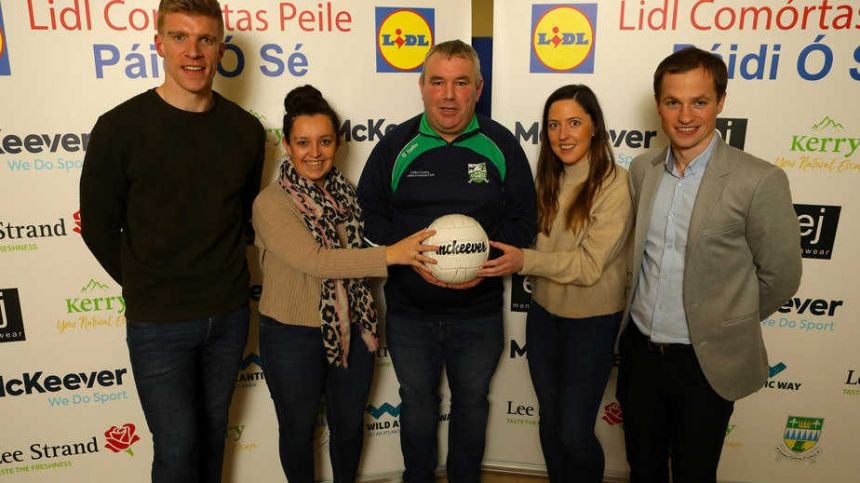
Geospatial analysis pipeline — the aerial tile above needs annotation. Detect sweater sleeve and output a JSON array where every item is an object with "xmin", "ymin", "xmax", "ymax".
[
  {"xmin": 521, "ymin": 170, "xmax": 632, "ymax": 286},
  {"xmin": 79, "ymin": 116, "xmax": 126, "ymax": 284},
  {"xmin": 252, "ymin": 186, "xmax": 388, "ymax": 280}
]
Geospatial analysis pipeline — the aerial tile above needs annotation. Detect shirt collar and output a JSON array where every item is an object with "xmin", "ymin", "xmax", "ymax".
[
  {"xmin": 418, "ymin": 113, "xmax": 480, "ymax": 141},
  {"xmin": 664, "ymin": 130, "xmax": 721, "ymax": 177}
]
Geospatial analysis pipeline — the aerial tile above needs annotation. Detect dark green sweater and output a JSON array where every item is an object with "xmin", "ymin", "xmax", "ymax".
[{"xmin": 80, "ymin": 89, "xmax": 265, "ymax": 322}]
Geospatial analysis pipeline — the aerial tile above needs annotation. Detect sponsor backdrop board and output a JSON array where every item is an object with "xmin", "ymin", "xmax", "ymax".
[
  {"xmin": 2, "ymin": 0, "xmax": 858, "ymax": 482},
  {"xmin": 0, "ymin": 1, "xmax": 468, "ymax": 481},
  {"xmin": 491, "ymin": 1, "xmax": 858, "ymax": 482}
]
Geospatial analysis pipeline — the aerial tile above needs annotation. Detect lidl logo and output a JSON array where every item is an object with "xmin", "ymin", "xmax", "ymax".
[
  {"xmin": 376, "ymin": 7, "xmax": 434, "ymax": 73},
  {"xmin": 531, "ymin": 4, "xmax": 597, "ymax": 73},
  {"xmin": 0, "ymin": 2, "xmax": 11, "ymax": 75}
]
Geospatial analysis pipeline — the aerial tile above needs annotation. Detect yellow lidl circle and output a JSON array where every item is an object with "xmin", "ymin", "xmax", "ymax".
[
  {"xmin": 533, "ymin": 6, "xmax": 594, "ymax": 71},
  {"xmin": 378, "ymin": 10, "xmax": 433, "ymax": 71},
  {"xmin": 0, "ymin": 27, "xmax": 5, "ymax": 57}
]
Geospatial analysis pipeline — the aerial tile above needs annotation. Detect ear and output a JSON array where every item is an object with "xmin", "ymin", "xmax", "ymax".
[
  {"xmin": 154, "ymin": 33, "xmax": 165, "ymax": 58},
  {"xmin": 281, "ymin": 137, "xmax": 291, "ymax": 157},
  {"xmin": 475, "ymin": 78, "xmax": 485, "ymax": 101},
  {"xmin": 716, "ymin": 92, "xmax": 727, "ymax": 115}
]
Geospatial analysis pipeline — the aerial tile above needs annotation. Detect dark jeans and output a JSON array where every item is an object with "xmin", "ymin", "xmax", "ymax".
[
  {"xmin": 617, "ymin": 323, "xmax": 734, "ymax": 483},
  {"xmin": 126, "ymin": 305, "xmax": 249, "ymax": 483},
  {"xmin": 259, "ymin": 315, "xmax": 374, "ymax": 483},
  {"xmin": 386, "ymin": 311, "xmax": 504, "ymax": 483},
  {"xmin": 526, "ymin": 303, "xmax": 621, "ymax": 483}
]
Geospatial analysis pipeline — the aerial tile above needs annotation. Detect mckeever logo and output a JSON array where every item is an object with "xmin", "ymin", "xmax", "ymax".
[
  {"xmin": 776, "ymin": 116, "xmax": 860, "ymax": 173},
  {"xmin": 58, "ymin": 279, "xmax": 126, "ymax": 334},
  {"xmin": 0, "ymin": 287, "xmax": 26, "ymax": 343},
  {"xmin": 0, "ymin": 2, "xmax": 10, "ymax": 76},
  {"xmin": 0, "ymin": 368, "xmax": 127, "ymax": 398},
  {"xmin": 794, "ymin": 204, "xmax": 840, "ymax": 259},
  {"xmin": 777, "ymin": 416, "xmax": 824, "ymax": 462}
]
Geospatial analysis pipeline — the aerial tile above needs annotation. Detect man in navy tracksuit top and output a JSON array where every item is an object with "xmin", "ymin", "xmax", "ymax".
[{"xmin": 357, "ymin": 40, "xmax": 536, "ymax": 483}]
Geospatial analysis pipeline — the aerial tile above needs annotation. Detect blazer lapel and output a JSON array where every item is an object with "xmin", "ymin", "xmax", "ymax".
[
  {"xmin": 686, "ymin": 138, "xmax": 731, "ymax": 260},
  {"xmin": 635, "ymin": 151, "xmax": 666, "ymax": 252}
]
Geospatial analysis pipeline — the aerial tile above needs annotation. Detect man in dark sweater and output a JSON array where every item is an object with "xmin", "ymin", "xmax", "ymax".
[
  {"xmin": 357, "ymin": 40, "xmax": 536, "ymax": 483},
  {"xmin": 78, "ymin": 1, "xmax": 264, "ymax": 481}
]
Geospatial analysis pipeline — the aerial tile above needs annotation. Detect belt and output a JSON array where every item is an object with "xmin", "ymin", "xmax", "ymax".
[{"xmin": 628, "ymin": 323, "xmax": 691, "ymax": 355}]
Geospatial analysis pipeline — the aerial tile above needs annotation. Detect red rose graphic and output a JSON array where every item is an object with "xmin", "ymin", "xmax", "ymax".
[
  {"xmin": 73, "ymin": 210, "xmax": 82, "ymax": 234},
  {"xmin": 105, "ymin": 423, "xmax": 141, "ymax": 456},
  {"xmin": 601, "ymin": 402, "xmax": 623, "ymax": 425}
]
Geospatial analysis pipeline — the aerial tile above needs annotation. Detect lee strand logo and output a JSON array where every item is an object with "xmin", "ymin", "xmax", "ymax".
[
  {"xmin": 375, "ymin": 8, "xmax": 434, "ymax": 72},
  {"xmin": 793, "ymin": 204, "xmax": 840, "ymax": 259},
  {"xmin": 104, "ymin": 423, "xmax": 140, "ymax": 457},
  {"xmin": 0, "ymin": 288, "xmax": 26, "ymax": 343},
  {"xmin": 0, "ymin": 2, "xmax": 10, "ymax": 76},
  {"xmin": 530, "ymin": 4, "xmax": 597, "ymax": 73}
]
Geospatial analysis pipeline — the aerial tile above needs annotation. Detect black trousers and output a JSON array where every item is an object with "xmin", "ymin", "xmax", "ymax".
[{"xmin": 616, "ymin": 323, "xmax": 734, "ymax": 483}]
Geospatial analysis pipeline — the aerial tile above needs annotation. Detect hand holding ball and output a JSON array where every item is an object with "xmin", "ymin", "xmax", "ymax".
[{"xmin": 422, "ymin": 214, "xmax": 489, "ymax": 284}]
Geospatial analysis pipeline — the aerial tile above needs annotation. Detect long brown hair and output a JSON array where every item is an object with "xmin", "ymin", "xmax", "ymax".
[{"xmin": 536, "ymin": 85, "xmax": 617, "ymax": 235}]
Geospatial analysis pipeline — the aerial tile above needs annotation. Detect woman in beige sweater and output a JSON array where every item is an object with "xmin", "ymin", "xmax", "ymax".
[
  {"xmin": 479, "ymin": 85, "xmax": 632, "ymax": 482},
  {"xmin": 252, "ymin": 85, "xmax": 434, "ymax": 483}
]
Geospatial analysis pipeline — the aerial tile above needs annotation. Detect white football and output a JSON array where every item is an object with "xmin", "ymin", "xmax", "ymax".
[{"xmin": 423, "ymin": 214, "xmax": 490, "ymax": 284}]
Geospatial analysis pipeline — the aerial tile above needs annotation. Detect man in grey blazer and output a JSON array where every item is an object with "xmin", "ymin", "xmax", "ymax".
[{"xmin": 617, "ymin": 47, "xmax": 802, "ymax": 483}]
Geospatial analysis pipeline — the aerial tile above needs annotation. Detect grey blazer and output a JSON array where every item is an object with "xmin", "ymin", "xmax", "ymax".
[{"xmin": 622, "ymin": 137, "xmax": 802, "ymax": 401}]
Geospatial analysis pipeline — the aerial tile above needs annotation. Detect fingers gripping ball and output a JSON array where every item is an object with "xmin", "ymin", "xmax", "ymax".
[{"xmin": 423, "ymin": 214, "xmax": 489, "ymax": 284}]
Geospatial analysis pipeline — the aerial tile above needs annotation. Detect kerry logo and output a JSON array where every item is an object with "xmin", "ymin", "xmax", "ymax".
[
  {"xmin": 777, "ymin": 416, "xmax": 824, "ymax": 461},
  {"xmin": 530, "ymin": 4, "xmax": 597, "ymax": 73},
  {"xmin": 776, "ymin": 116, "xmax": 860, "ymax": 174},
  {"xmin": 0, "ymin": 2, "xmax": 10, "ymax": 76},
  {"xmin": 467, "ymin": 162, "xmax": 488, "ymax": 184},
  {"xmin": 375, "ymin": 7, "xmax": 434, "ymax": 72}
]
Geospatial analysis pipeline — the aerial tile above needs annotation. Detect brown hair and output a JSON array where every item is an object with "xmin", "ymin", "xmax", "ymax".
[
  {"xmin": 653, "ymin": 46, "xmax": 728, "ymax": 100},
  {"xmin": 157, "ymin": 0, "xmax": 224, "ymax": 38},
  {"xmin": 536, "ymin": 85, "xmax": 617, "ymax": 235}
]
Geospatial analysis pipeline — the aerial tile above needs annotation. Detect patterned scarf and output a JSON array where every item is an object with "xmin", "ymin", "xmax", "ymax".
[{"xmin": 278, "ymin": 157, "xmax": 378, "ymax": 367}]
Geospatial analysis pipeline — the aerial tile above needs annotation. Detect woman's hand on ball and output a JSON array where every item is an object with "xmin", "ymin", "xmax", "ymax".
[
  {"xmin": 385, "ymin": 228, "xmax": 438, "ymax": 268},
  {"xmin": 478, "ymin": 240, "xmax": 524, "ymax": 277}
]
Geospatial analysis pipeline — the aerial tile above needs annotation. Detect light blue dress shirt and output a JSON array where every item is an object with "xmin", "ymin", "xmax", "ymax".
[{"xmin": 631, "ymin": 133, "xmax": 720, "ymax": 344}]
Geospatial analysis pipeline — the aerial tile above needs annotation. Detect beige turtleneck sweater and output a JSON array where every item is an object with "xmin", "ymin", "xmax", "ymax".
[
  {"xmin": 520, "ymin": 160, "xmax": 632, "ymax": 318},
  {"xmin": 252, "ymin": 184, "xmax": 388, "ymax": 327}
]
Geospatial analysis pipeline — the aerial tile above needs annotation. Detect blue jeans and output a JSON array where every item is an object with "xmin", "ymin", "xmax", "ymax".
[
  {"xmin": 259, "ymin": 315, "xmax": 374, "ymax": 483},
  {"xmin": 526, "ymin": 303, "xmax": 621, "ymax": 483},
  {"xmin": 386, "ymin": 312, "xmax": 504, "ymax": 483},
  {"xmin": 126, "ymin": 305, "xmax": 249, "ymax": 483}
]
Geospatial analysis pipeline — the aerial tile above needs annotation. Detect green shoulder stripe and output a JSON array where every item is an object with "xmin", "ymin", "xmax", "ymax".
[{"xmin": 390, "ymin": 114, "xmax": 506, "ymax": 192}]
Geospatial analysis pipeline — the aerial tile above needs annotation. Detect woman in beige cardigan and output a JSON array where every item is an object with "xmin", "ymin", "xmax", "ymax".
[
  {"xmin": 252, "ymin": 85, "xmax": 435, "ymax": 483},
  {"xmin": 479, "ymin": 85, "xmax": 632, "ymax": 482}
]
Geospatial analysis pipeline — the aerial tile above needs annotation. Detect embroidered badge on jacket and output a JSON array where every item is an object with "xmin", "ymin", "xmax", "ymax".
[{"xmin": 468, "ymin": 162, "xmax": 489, "ymax": 184}]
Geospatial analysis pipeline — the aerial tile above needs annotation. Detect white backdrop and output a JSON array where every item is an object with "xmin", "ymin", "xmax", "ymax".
[
  {"xmin": 0, "ymin": 1, "xmax": 469, "ymax": 481},
  {"xmin": 490, "ymin": 1, "xmax": 858, "ymax": 482},
  {"xmin": 1, "ymin": 0, "xmax": 858, "ymax": 482}
]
